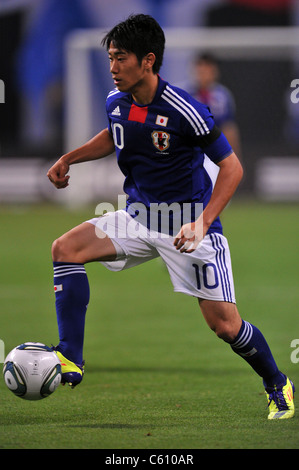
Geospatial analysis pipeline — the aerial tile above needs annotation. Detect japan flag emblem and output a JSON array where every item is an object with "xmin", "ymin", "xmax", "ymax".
[{"xmin": 155, "ymin": 115, "xmax": 168, "ymax": 127}]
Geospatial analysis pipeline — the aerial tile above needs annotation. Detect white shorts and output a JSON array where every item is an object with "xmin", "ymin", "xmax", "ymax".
[{"xmin": 87, "ymin": 210, "xmax": 236, "ymax": 303}]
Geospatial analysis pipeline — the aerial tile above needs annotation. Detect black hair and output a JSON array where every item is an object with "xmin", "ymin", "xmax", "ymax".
[
  {"xmin": 196, "ymin": 53, "xmax": 218, "ymax": 67},
  {"xmin": 101, "ymin": 14, "xmax": 165, "ymax": 74}
]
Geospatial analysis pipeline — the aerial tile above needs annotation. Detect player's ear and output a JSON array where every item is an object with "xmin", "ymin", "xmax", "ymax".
[{"xmin": 144, "ymin": 52, "xmax": 156, "ymax": 70}]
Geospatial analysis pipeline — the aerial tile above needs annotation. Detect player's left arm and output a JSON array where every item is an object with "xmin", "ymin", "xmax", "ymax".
[
  {"xmin": 201, "ymin": 150, "xmax": 243, "ymax": 232},
  {"xmin": 174, "ymin": 151, "xmax": 243, "ymax": 253}
]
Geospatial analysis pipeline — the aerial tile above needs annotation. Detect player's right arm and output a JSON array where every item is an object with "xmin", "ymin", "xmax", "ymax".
[{"xmin": 47, "ymin": 128, "xmax": 115, "ymax": 189}]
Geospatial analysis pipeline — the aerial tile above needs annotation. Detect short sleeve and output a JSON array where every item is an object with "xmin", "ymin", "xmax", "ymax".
[{"xmin": 199, "ymin": 130, "xmax": 233, "ymax": 164}]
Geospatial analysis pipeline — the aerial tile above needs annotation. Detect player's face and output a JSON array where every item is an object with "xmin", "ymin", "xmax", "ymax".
[
  {"xmin": 195, "ymin": 62, "xmax": 219, "ymax": 89},
  {"xmin": 108, "ymin": 43, "xmax": 148, "ymax": 94}
]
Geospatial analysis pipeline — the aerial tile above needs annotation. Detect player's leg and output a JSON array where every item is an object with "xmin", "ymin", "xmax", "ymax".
[
  {"xmin": 52, "ymin": 211, "xmax": 159, "ymax": 387},
  {"xmin": 197, "ymin": 299, "xmax": 241, "ymax": 341},
  {"xmin": 198, "ymin": 298, "xmax": 295, "ymax": 419},
  {"xmin": 52, "ymin": 221, "xmax": 117, "ymax": 263},
  {"xmin": 51, "ymin": 222, "xmax": 117, "ymax": 386},
  {"xmin": 156, "ymin": 232, "xmax": 294, "ymax": 418},
  {"xmin": 198, "ymin": 299, "xmax": 285, "ymax": 386}
]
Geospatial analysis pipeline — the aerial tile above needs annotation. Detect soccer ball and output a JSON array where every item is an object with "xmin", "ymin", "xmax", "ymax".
[{"xmin": 3, "ymin": 342, "xmax": 61, "ymax": 400}]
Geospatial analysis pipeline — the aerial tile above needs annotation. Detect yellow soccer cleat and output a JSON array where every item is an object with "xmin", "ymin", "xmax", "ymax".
[
  {"xmin": 265, "ymin": 376, "xmax": 295, "ymax": 420},
  {"xmin": 54, "ymin": 350, "xmax": 84, "ymax": 388}
]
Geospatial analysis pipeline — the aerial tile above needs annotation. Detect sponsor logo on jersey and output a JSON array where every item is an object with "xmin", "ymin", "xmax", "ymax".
[
  {"xmin": 112, "ymin": 106, "xmax": 121, "ymax": 116},
  {"xmin": 151, "ymin": 131, "xmax": 170, "ymax": 152}
]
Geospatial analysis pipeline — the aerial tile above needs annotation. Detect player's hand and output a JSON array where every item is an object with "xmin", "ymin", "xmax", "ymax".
[
  {"xmin": 173, "ymin": 220, "xmax": 204, "ymax": 253},
  {"xmin": 47, "ymin": 158, "xmax": 70, "ymax": 189}
]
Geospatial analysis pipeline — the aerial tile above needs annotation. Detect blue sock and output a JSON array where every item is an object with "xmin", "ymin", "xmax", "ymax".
[
  {"xmin": 230, "ymin": 320, "xmax": 285, "ymax": 388},
  {"xmin": 53, "ymin": 262, "xmax": 90, "ymax": 364}
]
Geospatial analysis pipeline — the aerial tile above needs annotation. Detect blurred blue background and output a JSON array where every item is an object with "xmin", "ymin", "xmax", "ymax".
[{"xmin": 0, "ymin": 0, "xmax": 298, "ymax": 203}]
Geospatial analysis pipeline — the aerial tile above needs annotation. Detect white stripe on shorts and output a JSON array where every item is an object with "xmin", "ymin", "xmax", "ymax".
[{"xmin": 209, "ymin": 233, "xmax": 234, "ymax": 303}]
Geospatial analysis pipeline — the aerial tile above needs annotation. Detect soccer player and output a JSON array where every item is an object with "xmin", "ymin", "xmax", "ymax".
[
  {"xmin": 193, "ymin": 53, "xmax": 242, "ymax": 159},
  {"xmin": 47, "ymin": 14, "xmax": 294, "ymax": 419}
]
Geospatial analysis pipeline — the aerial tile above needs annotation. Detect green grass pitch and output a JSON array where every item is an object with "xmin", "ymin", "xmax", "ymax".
[{"xmin": 0, "ymin": 200, "xmax": 298, "ymax": 449}]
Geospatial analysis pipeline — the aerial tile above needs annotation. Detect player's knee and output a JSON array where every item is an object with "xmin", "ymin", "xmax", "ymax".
[
  {"xmin": 212, "ymin": 321, "xmax": 238, "ymax": 343},
  {"xmin": 51, "ymin": 236, "xmax": 71, "ymax": 262},
  {"xmin": 52, "ymin": 235, "xmax": 87, "ymax": 263}
]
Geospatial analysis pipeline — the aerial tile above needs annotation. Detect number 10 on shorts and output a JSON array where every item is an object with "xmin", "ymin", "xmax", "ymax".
[{"xmin": 192, "ymin": 263, "xmax": 219, "ymax": 290}]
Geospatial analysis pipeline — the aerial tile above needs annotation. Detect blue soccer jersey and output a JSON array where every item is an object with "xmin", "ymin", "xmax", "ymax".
[
  {"xmin": 194, "ymin": 83, "xmax": 236, "ymax": 129},
  {"xmin": 106, "ymin": 76, "xmax": 233, "ymax": 235}
]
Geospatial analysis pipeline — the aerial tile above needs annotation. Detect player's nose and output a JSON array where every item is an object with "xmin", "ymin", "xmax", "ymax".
[{"xmin": 110, "ymin": 60, "xmax": 118, "ymax": 74}]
